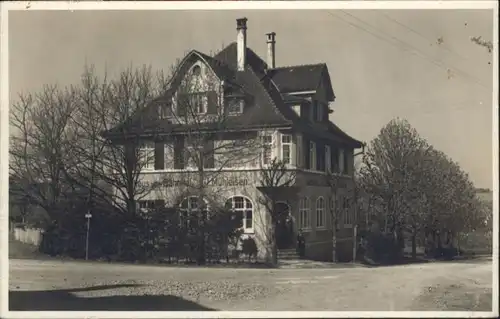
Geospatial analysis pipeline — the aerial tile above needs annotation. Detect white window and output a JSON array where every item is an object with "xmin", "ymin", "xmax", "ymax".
[
  {"xmin": 343, "ymin": 197, "xmax": 353, "ymax": 228},
  {"xmin": 227, "ymin": 99, "xmax": 244, "ymax": 114},
  {"xmin": 325, "ymin": 145, "xmax": 331, "ymax": 173},
  {"xmin": 262, "ymin": 134, "xmax": 273, "ymax": 165},
  {"xmin": 299, "ymin": 197, "xmax": 311, "ymax": 230},
  {"xmin": 316, "ymin": 197, "xmax": 325, "ymax": 228},
  {"xmin": 225, "ymin": 196, "xmax": 253, "ymax": 233},
  {"xmin": 338, "ymin": 148, "xmax": 345, "ymax": 174},
  {"xmin": 138, "ymin": 200, "xmax": 157, "ymax": 213},
  {"xmin": 138, "ymin": 141, "xmax": 155, "ymax": 170},
  {"xmin": 296, "ymin": 135, "xmax": 303, "ymax": 167},
  {"xmin": 309, "ymin": 141, "xmax": 317, "ymax": 170},
  {"xmin": 281, "ymin": 134, "xmax": 292, "ymax": 164},
  {"xmin": 190, "ymin": 93, "xmax": 208, "ymax": 114},
  {"xmin": 180, "ymin": 196, "xmax": 209, "ymax": 229}
]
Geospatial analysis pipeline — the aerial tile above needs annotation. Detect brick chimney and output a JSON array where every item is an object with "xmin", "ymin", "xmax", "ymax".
[
  {"xmin": 236, "ymin": 18, "xmax": 248, "ymax": 72},
  {"xmin": 266, "ymin": 32, "xmax": 276, "ymax": 69}
]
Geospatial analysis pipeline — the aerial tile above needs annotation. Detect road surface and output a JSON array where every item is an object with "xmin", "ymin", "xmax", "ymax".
[{"xmin": 8, "ymin": 257, "xmax": 493, "ymax": 311}]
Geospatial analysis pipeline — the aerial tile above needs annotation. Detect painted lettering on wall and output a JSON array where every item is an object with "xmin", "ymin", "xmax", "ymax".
[{"xmin": 140, "ymin": 176, "xmax": 249, "ymax": 189}]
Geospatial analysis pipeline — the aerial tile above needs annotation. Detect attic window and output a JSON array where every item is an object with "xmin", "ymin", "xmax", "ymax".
[
  {"xmin": 192, "ymin": 65, "xmax": 201, "ymax": 77},
  {"xmin": 227, "ymin": 99, "xmax": 244, "ymax": 114}
]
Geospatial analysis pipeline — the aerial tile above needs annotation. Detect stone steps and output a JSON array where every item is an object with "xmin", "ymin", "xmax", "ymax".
[{"xmin": 278, "ymin": 249, "xmax": 300, "ymax": 260}]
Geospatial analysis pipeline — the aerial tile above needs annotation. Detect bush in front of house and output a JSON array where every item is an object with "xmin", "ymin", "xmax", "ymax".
[{"xmin": 362, "ymin": 230, "xmax": 403, "ymax": 265}]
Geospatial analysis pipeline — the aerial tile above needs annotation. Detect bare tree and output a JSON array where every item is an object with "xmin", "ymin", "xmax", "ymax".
[
  {"xmin": 257, "ymin": 158, "xmax": 297, "ymax": 266},
  {"xmin": 132, "ymin": 56, "xmax": 264, "ymax": 264},
  {"xmin": 10, "ymin": 85, "xmax": 79, "ymax": 226},
  {"xmin": 64, "ymin": 64, "xmax": 170, "ymax": 218}
]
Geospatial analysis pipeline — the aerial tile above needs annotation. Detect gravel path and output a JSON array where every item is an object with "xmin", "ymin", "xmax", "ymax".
[{"xmin": 8, "ymin": 258, "xmax": 493, "ymax": 311}]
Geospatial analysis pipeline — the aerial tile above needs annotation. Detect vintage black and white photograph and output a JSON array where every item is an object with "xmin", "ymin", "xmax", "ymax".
[{"xmin": 1, "ymin": 1, "xmax": 497, "ymax": 316}]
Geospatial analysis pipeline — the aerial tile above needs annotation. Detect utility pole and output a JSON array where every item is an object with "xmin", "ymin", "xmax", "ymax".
[
  {"xmin": 85, "ymin": 211, "xmax": 92, "ymax": 260},
  {"xmin": 352, "ymin": 143, "xmax": 366, "ymax": 263}
]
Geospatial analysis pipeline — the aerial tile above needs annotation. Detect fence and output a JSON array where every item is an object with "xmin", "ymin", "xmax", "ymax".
[{"xmin": 12, "ymin": 227, "xmax": 43, "ymax": 246}]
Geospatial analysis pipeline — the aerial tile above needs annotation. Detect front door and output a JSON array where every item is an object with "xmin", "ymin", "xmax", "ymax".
[{"xmin": 274, "ymin": 202, "xmax": 294, "ymax": 249}]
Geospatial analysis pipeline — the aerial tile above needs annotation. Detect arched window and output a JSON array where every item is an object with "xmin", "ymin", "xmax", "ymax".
[
  {"xmin": 316, "ymin": 197, "xmax": 325, "ymax": 228},
  {"xmin": 192, "ymin": 65, "xmax": 201, "ymax": 77},
  {"xmin": 225, "ymin": 196, "xmax": 253, "ymax": 233},
  {"xmin": 299, "ymin": 197, "xmax": 311, "ymax": 230},
  {"xmin": 179, "ymin": 196, "xmax": 209, "ymax": 230}
]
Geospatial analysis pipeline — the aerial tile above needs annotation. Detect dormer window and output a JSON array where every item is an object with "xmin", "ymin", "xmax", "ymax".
[{"xmin": 227, "ymin": 99, "xmax": 244, "ymax": 114}]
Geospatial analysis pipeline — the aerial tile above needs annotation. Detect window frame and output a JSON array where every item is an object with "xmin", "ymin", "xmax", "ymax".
[
  {"xmin": 138, "ymin": 141, "xmax": 155, "ymax": 171},
  {"xmin": 179, "ymin": 196, "xmax": 210, "ymax": 230},
  {"xmin": 296, "ymin": 135, "xmax": 303, "ymax": 168},
  {"xmin": 338, "ymin": 148, "xmax": 345, "ymax": 174},
  {"xmin": 343, "ymin": 197, "xmax": 353, "ymax": 228},
  {"xmin": 325, "ymin": 145, "xmax": 331, "ymax": 173},
  {"xmin": 316, "ymin": 197, "xmax": 325, "ymax": 228},
  {"xmin": 225, "ymin": 196, "xmax": 254, "ymax": 233},
  {"xmin": 261, "ymin": 134, "xmax": 274, "ymax": 166},
  {"xmin": 309, "ymin": 141, "xmax": 317, "ymax": 170},
  {"xmin": 299, "ymin": 197, "xmax": 311, "ymax": 230},
  {"xmin": 281, "ymin": 134, "xmax": 292, "ymax": 165}
]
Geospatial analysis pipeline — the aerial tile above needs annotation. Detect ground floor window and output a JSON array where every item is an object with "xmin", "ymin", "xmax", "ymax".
[
  {"xmin": 138, "ymin": 200, "xmax": 158, "ymax": 214},
  {"xmin": 225, "ymin": 196, "xmax": 253, "ymax": 233},
  {"xmin": 179, "ymin": 196, "xmax": 209, "ymax": 230},
  {"xmin": 316, "ymin": 197, "xmax": 325, "ymax": 228},
  {"xmin": 343, "ymin": 197, "xmax": 353, "ymax": 227},
  {"xmin": 299, "ymin": 197, "xmax": 311, "ymax": 230}
]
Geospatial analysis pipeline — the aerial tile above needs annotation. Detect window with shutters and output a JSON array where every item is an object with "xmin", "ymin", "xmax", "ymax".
[
  {"xmin": 138, "ymin": 141, "xmax": 155, "ymax": 171},
  {"xmin": 339, "ymin": 148, "xmax": 345, "ymax": 174}
]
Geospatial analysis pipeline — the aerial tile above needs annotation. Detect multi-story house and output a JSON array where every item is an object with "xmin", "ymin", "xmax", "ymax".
[{"xmin": 104, "ymin": 18, "xmax": 364, "ymax": 262}]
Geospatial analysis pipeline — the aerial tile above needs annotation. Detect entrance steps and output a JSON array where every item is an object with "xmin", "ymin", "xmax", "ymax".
[{"xmin": 278, "ymin": 248, "xmax": 300, "ymax": 260}]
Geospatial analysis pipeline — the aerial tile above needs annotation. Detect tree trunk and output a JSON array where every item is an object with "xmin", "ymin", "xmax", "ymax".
[
  {"xmin": 270, "ymin": 222, "xmax": 278, "ymax": 266},
  {"xmin": 332, "ymin": 213, "xmax": 337, "ymax": 262}
]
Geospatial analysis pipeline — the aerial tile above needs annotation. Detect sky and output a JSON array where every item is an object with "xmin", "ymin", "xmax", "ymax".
[{"xmin": 8, "ymin": 8, "xmax": 495, "ymax": 188}]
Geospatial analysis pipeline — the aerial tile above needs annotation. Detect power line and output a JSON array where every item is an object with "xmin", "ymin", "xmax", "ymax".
[
  {"xmin": 327, "ymin": 11, "xmax": 488, "ymax": 91},
  {"xmin": 379, "ymin": 12, "xmax": 471, "ymax": 62},
  {"xmin": 338, "ymin": 10, "xmax": 488, "ymax": 90}
]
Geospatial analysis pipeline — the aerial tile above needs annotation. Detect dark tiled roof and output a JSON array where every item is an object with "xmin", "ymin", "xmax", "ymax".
[
  {"xmin": 267, "ymin": 64, "xmax": 335, "ymax": 101},
  {"xmin": 105, "ymin": 42, "xmax": 359, "ymax": 147}
]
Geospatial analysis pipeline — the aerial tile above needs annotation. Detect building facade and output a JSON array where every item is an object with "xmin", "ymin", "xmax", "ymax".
[{"xmin": 105, "ymin": 18, "xmax": 364, "ymax": 262}]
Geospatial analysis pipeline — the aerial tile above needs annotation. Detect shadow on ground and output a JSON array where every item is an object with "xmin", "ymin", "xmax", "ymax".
[{"xmin": 10, "ymin": 284, "xmax": 216, "ymax": 311}]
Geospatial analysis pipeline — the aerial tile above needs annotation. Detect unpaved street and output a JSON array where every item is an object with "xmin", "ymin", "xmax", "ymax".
[{"xmin": 9, "ymin": 258, "xmax": 493, "ymax": 311}]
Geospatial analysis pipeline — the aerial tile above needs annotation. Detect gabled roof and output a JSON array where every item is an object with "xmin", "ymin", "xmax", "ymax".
[
  {"xmin": 104, "ymin": 42, "xmax": 360, "ymax": 147},
  {"xmin": 267, "ymin": 64, "xmax": 335, "ymax": 101}
]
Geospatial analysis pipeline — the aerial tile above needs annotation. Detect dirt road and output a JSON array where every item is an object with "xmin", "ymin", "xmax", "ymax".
[{"xmin": 8, "ymin": 257, "xmax": 493, "ymax": 311}]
